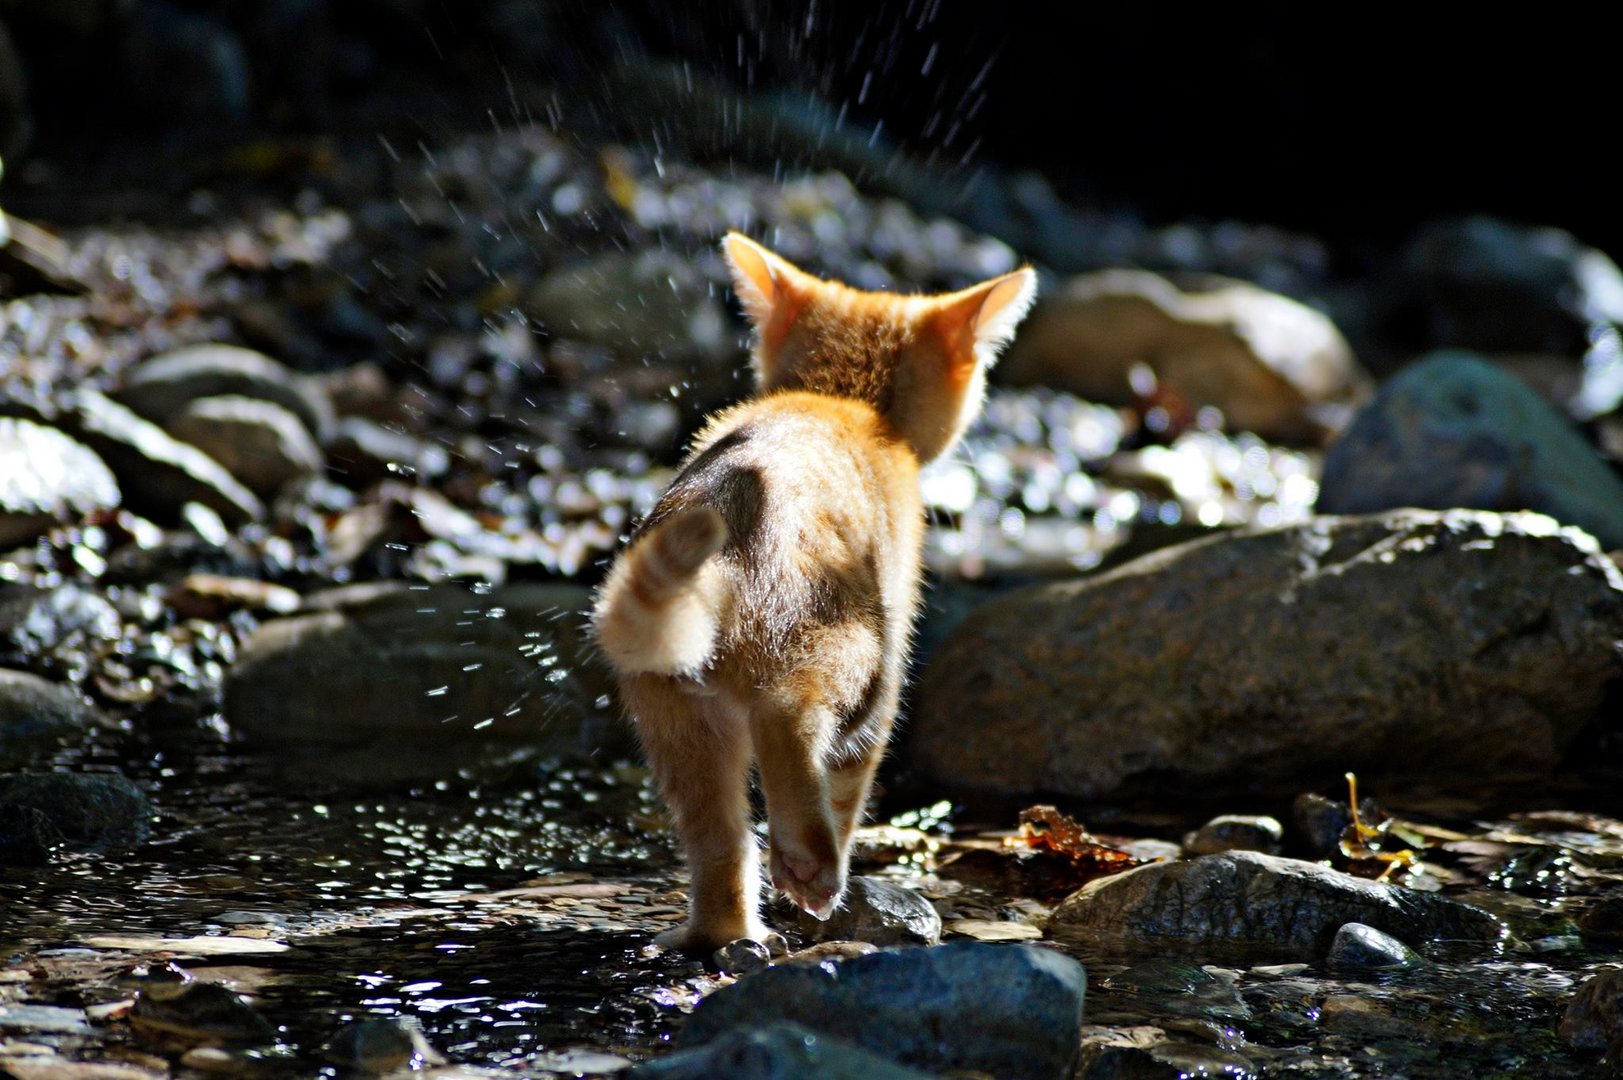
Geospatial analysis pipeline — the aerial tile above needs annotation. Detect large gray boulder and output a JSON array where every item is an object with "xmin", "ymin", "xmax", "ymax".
[
  {"xmin": 908, "ymin": 509, "xmax": 1623, "ymax": 798},
  {"xmin": 1318, "ymin": 352, "xmax": 1623, "ymax": 548},
  {"xmin": 1047, "ymin": 851, "xmax": 1506, "ymax": 962},
  {"xmin": 676, "ymin": 942, "xmax": 1086, "ymax": 1080},
  {"xmin": 223, "ymin": 583, "xmax": 627, "ymax": 780}
]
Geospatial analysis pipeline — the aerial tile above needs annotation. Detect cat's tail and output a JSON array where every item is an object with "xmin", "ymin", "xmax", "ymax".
[{"xmin": 592, "ymin": 507, "xmax": 730, "ymax": 678}]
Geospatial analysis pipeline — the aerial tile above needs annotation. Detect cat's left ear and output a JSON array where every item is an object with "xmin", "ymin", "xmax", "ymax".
[
  {"xmin": 721, "ymin": 232, "xmax": 814, "ymax": 342},
  {"xmin": 934, "ymin": 267, "xmax": 1039, "ymax": 367}
]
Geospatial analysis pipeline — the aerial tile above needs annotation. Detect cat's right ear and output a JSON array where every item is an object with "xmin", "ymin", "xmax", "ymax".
[{"xmin": 722, "ymin": 233, "xmax": 811, "ymax": 343}]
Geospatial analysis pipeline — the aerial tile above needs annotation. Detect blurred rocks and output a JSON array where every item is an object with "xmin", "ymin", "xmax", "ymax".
[
  {"xmin": 223, "ymin": 583, "xmax": 627, "ymax": 781},
  {"xmin": 634, "ymin": 1022, "xmax": 939, "ymax": 1080},
  {"xmin": 0, "ymin": 583, "xmax": 121, "ymax": 678},
  {"xmin": 60, "ymin": 389, "xmax": 264, "ymax": 526},
  {"xmin": 677, "ymin": 941, "xmax": 1086, "ymax": 1080},
  {"xmin": 320, "ymin": 1017, "xmax": 444, "ymax": 1072},
  {"xmin": 165, "ymin": 395, "xmax": 323, "ymax": 498},
  {"xmin": 525, "ymin": 248, "xmax": 730, "ymax": 363},
  {"xmin": 909, "ymin": 509, "xmax": 1623, "ymax": 798},
  {"xmin": 770, "ymin": 876, "xmax": 942, "ymax": 948},
  {"xmin": 1395, "ymin": 217, "xmax": 1623, "ymax": 357},
  {"xmin": 0, "ymin": 668, "xmax": 103, "ymax": 766},
  {"xmin": 1182, "ymin": 814, "xmax": 1283, "ymax": 857},
  {"xmin": 1047, "ymin": 851, "xmax": 1505, "ymax": 961},
  {"xmin": 0, "ymin": 417, "xmax": 119, "ymax": 547},
  {"xmin": 0, "ymin": 770, "xmax": 152, "ymax": 851},
  {"xmin": 1577, "ymin": 888, "xmax": 1623, "ymax": 947},
  {"xmin": 115, "ymin": 344, "xmax": 334, "ymax": 442},
  {"xmin": 326, "ymin": 417, "xmax": 448, "ymax": 488},
  {"xmin": 998, "ymin": 269, "xmax": 1368, "ymax": 444},
  {"xmin": 1319, "ymin": 351, "xmax": 1623, "ymax": 548}
]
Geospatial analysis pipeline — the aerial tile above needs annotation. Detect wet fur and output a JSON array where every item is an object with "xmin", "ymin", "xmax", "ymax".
[{"xmin": 593, "ymin": 233, "xmax": 1036, "ymax": 950}]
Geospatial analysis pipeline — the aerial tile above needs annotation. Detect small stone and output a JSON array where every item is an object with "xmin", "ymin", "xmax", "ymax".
[
  {"xmin": 1289, "ymin": 792, "xmax": 1354, "ymax": 859},
  {"xmin": 0, "ymin": 418, "xmax": 120, "ymax": 548},
  {"xmin": 0, "ymin": 1003, "xmax": 92, "ymax": 1035},
  {"xmin": 676, "ymin": 941, "xmax": 1086, "ymax": 1080},
  {"xmin": 712, "ymin": 939, "xmax": 771, "ymax": 977},
  {"xmin": 131, "ymin": 981, "xmax": 275, "ymax": 1046},
  {"xmin": 164, "ymin": 395, "xmax": 322, "ymax": 498},
  {"xmin": 326, "ymin": 417, "xmax": 449, "ymax": 488},
  {"xmin": 771, "ymin": 876, "xmax": 941, "ymax": 947},
  {"xmin": 0, "ymin": 583, "xmax": 122, "ymax": 672},
  {"xmin": 1559, "ymin": 967, "xmax": 1623, "ymax": 1053},
  {"xmin": 632, "ymin": 1022, "xmax": 937, "ymax": 1079},
  {"xmin": 321, "ymin": 1017, "xmax": 444, "ymax": 1073},
  {"xmin": 778, "ymin": 941, "xmax": 879, "ymax": 966},
  {"xmin": 1578, "ymin": 889, "xmax": 1623, "ymax": 946},
  {"xmin": 945, "ymin": 919, "xmax": 1043, "ymax": 942},
  {"xmin": 524, "ymin": 249, "xmax": 730, "ymax": 363},
  {"xmin": 1183, "ymin": 814, "xmax": 1284, "ymax": 857},
  {"xmin": 1325, "ymin": 922, "xmax": 1426, "ymax": 972}
]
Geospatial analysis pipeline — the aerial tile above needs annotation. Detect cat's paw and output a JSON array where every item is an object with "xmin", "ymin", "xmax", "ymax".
[
  {"xmin": 769, "ymin": 842, "xmax": 846, "ymax": 920},
  {"xmin": 654, "ymin": 918, "xmax": 771, "ymax": 954}
]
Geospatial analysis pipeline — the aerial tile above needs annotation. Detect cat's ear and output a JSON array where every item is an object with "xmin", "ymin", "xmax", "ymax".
[
  {"xmin": 933, "ymin": 267, "xmax": 1039, "ymax": 368},
  {"xmin": 722, "ymin": 232, "xmax": 813, "ymax": 336}
]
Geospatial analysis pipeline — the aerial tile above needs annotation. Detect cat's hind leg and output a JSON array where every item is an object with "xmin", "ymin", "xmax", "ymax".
[
  {"xmin": 623, "ymin": 675, "xmax": 766, "ymax": 951},
  {"xmin": 750, "ymin": 697, "xmax": 845, "ymax": 920}
]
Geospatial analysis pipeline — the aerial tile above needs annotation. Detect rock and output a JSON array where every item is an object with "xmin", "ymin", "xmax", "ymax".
[
  {"xmin": 1396, "ymin": 217, "xmax": 1623, "ymax": 356},
  {"xmin": 908, "ymin": 509, "xmax": 1623, "ymax": 798},
  {"xmin": 1047, "ymin": 851, "xmax": 1506, "ymax": 962},
  {"xmin": 0, "ymin": 418, "xmax": 120, "ymax": 547},
  {"xmin": 321, "ymin": 1018, "xmax": 444, "ymax": 1072},
  {"xmin": 0, "ymin": 669, "xmax": 104, "ymax": 765},
  {"xmin": 1077, "ymin": 1032, "xmax": 1256, "ymax": 1080},
  {"xmin": 223, "ymin": 583, "xmax": 628, "ymax": 780},
  {"xmin": 130, "ymin": 981, "xmax": 276, "ymax": 1046},
  {"xmin": 1578, "ymin": 889, "xmax": 1623, "ymax": 946},
  {"xmin": 114, "ymin": 343, "xmax": 334, "ymax": 441},
  {"xmin": 771, "ymin": 877, "xmax": 942, "ymax": 948},
  {"xmin": 1318, "ymin": 352, "xmax": 1623, "ymax": 548},
  {"xmin": 164, "ymin": 395, "xmax": 323, "ymax": 497},
  {"xmin": 0, "ymin": 801, "xmax": 64, "ymax": 865},
  {"xmin": 1289, "ymin": 792, "xmax": 1355, "ymax": 859},
  {"xmin": 0, "ymin": 1002, "xmax": 92, "ymax": 1035},
  {"xmin": 60, "ymin": 389, "xmax": 264, "ymax": 526},
  {"xmin": 1182, "ymin": 815, "xmax": 1283, "ymax": 857},
  {"xmin": 676, "ymin": 941, "xmax": 1086, "ymax": 1080},
  {"xmin": 524, "ymin": 248, "xmax": 730, "ymax": 362},
  {"xmin": 633, "ymin": 1022, "xmax": 940, "ymax": 1080},
  {"xmin": 712, "ymin": 939, "xmax": 772, "ymax": 977},
  {"xmin": 326, "ymin": 416, "xmax": 449, "ymax": 488},
  {"xmin": 0, "ymin": 771, "xmax": 152, "ymax": 849},
  {"xmin": 1325, "ymin": 922, "xmax": 1425, "ymax": 973},
  {"xmin": 997, "ymin": 268, "xmax": 1368, "ymax": 443},
  {"xmin": 1559, "ymin": 968, "xmax": 1623, "ymax": 1055}
]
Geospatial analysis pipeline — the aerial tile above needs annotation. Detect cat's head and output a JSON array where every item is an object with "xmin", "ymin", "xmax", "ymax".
[{"xmin": 722, "ymin": 232, "xmax": 1036, "ymax": 463}]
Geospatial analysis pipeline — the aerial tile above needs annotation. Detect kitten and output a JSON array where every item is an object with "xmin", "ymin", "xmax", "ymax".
[{"xmin": 593, "ymin": 232, "xmax": 1036, "ymax": 951}]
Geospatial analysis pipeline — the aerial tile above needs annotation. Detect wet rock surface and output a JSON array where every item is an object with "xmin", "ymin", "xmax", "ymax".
[
  {"xmin": 0, "ymin": 668, "xmax": 105, "ymax": 766},
  {"xmin": 0, "ymin": 771, "xmax": 151, "ymax": 850},
  {"xmin": 910, "ymin": 509, "xmax": 1623, "ymax": 798},
  {"xmin": 0, "ymin": 418, "xmax": 118, "ymax": 547},
  {"xmin": 1183, "ymin": 813, "xmax": 1284, "ymax": 857},
  {"xmin": 633, "ymin": 1021, "xmax": 939, "ymax": 1080},
  {"xmin": 1325, "ymin": 921, "xmax": 1426, "ymax": 973},
  {"xmin": 677, "ymin": 941, "xmax": 1086, "ymax": 1080},
  {"xmin": 1047, "ymin": 851, "xmax": 1507, "ymax": 961},
  {"xmin": 770, "ymin": 876, "xmax": 942, "ymax": 948},
  {"xmin": 1319, "ymin": 351, "xmax": 1623, "ymax": 547},
  {"xmin": 1559, "ymin": 967, "xmax": 1623, "ymax": 1060}
]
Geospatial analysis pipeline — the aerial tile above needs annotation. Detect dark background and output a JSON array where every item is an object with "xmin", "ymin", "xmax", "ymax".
[{"xmin": 1, "ymin": 2, "xmax": 1610, "ymax": 263}]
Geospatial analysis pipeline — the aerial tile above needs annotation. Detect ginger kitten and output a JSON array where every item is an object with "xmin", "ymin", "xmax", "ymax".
[{"xmin": 593, "ymin": 232, "xmax": 1036, "ymax": 950}]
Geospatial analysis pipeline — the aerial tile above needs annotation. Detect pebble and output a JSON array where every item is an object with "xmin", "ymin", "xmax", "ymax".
[
  {"xmin": 321, "ymin": 1017, "xmax": 444, "ymax": 1072},
  {"xmin": 1183, "ymin": 814, "xmax": 1284, "ymax": 857},
  {"xmin": 164, "ymin": 395, "xmax": 323, "ymax": 497},
  {"xmin": 1325, "ymin": 921, "xmax": 1426, "ymax": 973},
  {"xmin": 115, "ymin": 343, "xmax": 334, "ymax": 442}
]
